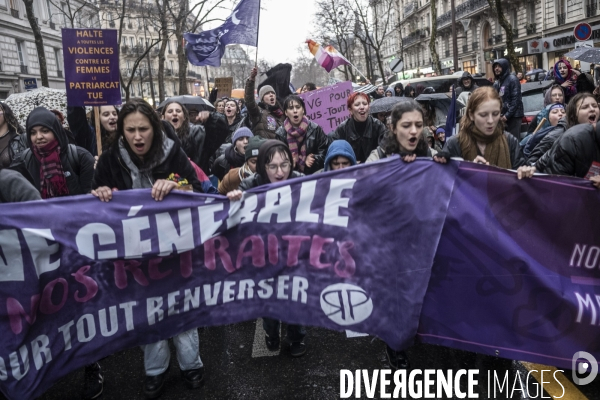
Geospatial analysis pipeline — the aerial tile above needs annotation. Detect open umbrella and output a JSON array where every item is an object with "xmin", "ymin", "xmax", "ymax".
[
  {"xmin": 369, "ymin": 96, "xmax": 411, "ymax": 114},
  {"xmin": 525, "ymin": 68, "xmax": 546, "ymax": 76},
  {"xmin": 564, "ymin": 47, "xmax": 600, "ymax": 64},
  {"xmin": 157, "ymin": 95, "xmax": 215, "ymax": 112},
  {"xmin": 5, "ymin": 87, "xmax": 73, "ymax": 128}
]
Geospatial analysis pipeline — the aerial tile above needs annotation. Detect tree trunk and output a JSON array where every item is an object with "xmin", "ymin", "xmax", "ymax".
[
  {"xmin": 156, "ymin": 0, "xmax": 168, "ymax": 102},
  {"xmin": 429, "ymin": 1, "xmax": 442, "ymax": 75},
  {"xmin": 494, "ymin": 0, "xmax": 521, "ymax": 73},
  {"xmin": 146, "ymin": 55, "xmax": 155, "ymax": 105},
  {"xmin": 22, "ymin": 0, "xmax": 49, "ymax": 87},
  {"xmin": 175, "ymin": 26, "xmax": 188, "ymax": 95},
  {"xmin": 487, "ymin": 0, "xmax": 521, "ymax": 73}
]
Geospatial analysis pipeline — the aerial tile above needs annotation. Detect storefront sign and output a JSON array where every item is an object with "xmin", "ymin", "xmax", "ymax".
[
  {"xmin": 441, "ymin": 59, "xmax": 453, "ymax": 68},
  {"xmin": 504, "ymin": 47, "xmax": 523, "ymax": 56},
  {"xmin": 528, "ymin": 25, "xmax": 600, "ymax": 54},
  {"xmin": 23, "ymin": 78, "xmax": 37, "ymax": 90}
]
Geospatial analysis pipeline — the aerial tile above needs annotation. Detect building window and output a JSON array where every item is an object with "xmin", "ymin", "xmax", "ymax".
[
  {"xmin": 16, "ymin": 41, "xmax": 26, "ymax": 66},
  {"xmin": 462, "ymin": 60, "xmax": 476, "ymax": 74},
  {"xmin": 528, "ymin": 2, "xmax": 536, "ymax": 23},
  {"xmin": 55, "ymin": 49, "xmax": 62, "ymax": 72}
]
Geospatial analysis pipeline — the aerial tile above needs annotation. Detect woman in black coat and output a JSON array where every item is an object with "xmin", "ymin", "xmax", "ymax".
[
  {"xmin": 330, "ymin": 92, "xmax": 387, "ymax": 163},
  {"xmin": 92, "ymin": 99, "xmax": 203, "ymax": 199},
  {"xmin": 10, "ymin": 107, "xmax": 95, "ymax": 198},
  {"xmin": 274, "ymin": 94, "xmax": 329, "ymax": 174},
  {"xmin": 160, "ymin": 100, "xmax": 229, "ymax": 174}
]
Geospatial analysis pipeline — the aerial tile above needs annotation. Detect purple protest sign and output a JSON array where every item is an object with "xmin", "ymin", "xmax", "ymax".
[
  {"xmin": 62, "ymin": 28, "xmax": 121, "ymax": 106},
  {"xmin": 299, "ymin": 81, "xmax": 352, "ymax": 134},
  {"xmin": 418, "ymin": 163, "xmax": 600, "ymax": 370},
  {"xmin": 0, "ymin": 158, "xmax": 455, "ymax": 400}
]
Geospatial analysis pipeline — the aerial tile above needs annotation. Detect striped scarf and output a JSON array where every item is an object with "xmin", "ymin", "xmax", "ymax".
[
  {"xmin": 32, "ymin": 140, "xmax": 69, "ymax": 199},
  {"xmin": 284, "ymin": 117, "xmax": 309, "ymax": 172}
]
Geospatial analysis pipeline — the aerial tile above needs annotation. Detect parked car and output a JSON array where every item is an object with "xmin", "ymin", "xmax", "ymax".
[
  {"xmin": 520, "ymin": 80, "xmax": 553, "ymax": 137},
  {"xmin": 387, "ymin": 74, "xmax": 493, "ymax": 95}
]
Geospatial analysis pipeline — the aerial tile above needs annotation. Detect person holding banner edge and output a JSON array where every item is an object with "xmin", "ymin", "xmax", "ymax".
[
  {"xmin": 91, "ymin": 98, "xmax": 206, "ymax": 398},
  {"xmin": 226, "ymin": 140, "xmax": 307, "ymax": 357}
]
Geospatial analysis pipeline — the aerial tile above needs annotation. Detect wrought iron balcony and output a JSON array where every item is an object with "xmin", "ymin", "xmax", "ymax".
[
  {"xmin": 121, "ymin": 45, "xmax": 129, "ymax": 54},
  {"xmin": 487, "ymin": 38, "xmax": 494, "ymax": 46},
  {"xmin": 557, "ymin": 13, "xmax": 566, "ymax": 26},
  {"xmin": 402, "ymin": 31, "xmax": 420, "ymax": 47},
  {"xmin": 10, "ymin": 8, "xmax": 19, "ymax": 18},
  {"xmin": 404, "ymin": 1, "xmax": 416, "ymax": 17},
  {"xmin": 20, "ymin": 65, "xmax": 28, "ymax": 74},
  {"xmin": 526, "ymin": 23, "xmax": 536, "ymax": 35},
  {"xmin": 109, "ymin": 21, "xmax": 115, "ymax": 27},
  {"xmin": 494, "ymin": 34, "xmax": 502, "ymax": 44},
  {"xmin": 49, "ymin": 21, "xmax": 56, "ymax": 29},
  {"xmin": 57, "ymin": 70, "xmax": 63, "ymax": 78},
  {"xmin": 445, "ymin": 50, "xmax": 450, "ymax": 57},
  {"xmin": 472, "ymin": 42, "xmax": 479, "ymax": 50},
  {"xmin": 512, "ymin": 28, "xmax": 518, "ymax": 38},
  {"xmin": 436, "ymin": 0, "xmax": 488, "ymax": 28},
  {"xmin": 463, "ymin": 44, "xmax": 469, "ymax": 52}
]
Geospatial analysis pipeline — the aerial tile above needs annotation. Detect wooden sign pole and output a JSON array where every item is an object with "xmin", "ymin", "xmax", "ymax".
[{"xmin": 94, "ymin": 106, "xmax": 102, "ymax": 156}]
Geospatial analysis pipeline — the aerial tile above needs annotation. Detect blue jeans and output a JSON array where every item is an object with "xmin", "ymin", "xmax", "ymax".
[
  {"xmin": 142, "ymin": 329, "xmax": 203, "ymax": 376},
  {"xmin": 262, "ymin": 318, "xmax": 306, "ymax": 343}
]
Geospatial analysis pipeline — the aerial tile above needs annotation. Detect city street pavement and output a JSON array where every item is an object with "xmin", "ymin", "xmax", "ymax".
[{"xmin": 32, "ymin": 320, "xmax": 599, "ymax": 400}]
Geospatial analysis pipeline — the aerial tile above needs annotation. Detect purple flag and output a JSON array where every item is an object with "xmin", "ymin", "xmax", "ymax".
[{"xmin": 184, "ymin": 0, "xmax": 259, "ymax": 67}]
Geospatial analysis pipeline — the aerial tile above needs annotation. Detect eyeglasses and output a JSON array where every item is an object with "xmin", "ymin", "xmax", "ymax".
[{"xmin": 266, "ymin": 162, "xmax": 291, "ymax": 173}]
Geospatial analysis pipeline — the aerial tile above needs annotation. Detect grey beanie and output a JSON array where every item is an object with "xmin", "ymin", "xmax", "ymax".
[{"xmin": 258, "ymin": 85, "xmax": 275, "ymax": 102}]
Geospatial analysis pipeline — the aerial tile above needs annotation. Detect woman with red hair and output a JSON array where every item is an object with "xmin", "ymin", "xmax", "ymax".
[{"xmin": 329, "ymin": 92, "xmax": 388, "ymax": 163}]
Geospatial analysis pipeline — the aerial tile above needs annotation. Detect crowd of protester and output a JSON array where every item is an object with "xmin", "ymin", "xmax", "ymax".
[{"xmin": 1, "ymin": 56, "xmax": 599, "ymax": 399}]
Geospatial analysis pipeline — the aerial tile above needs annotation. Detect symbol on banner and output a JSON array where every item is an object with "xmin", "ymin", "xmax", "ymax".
[{"xmin": 320, "ymin": 283, "xmax": 373, "ymax": 326}]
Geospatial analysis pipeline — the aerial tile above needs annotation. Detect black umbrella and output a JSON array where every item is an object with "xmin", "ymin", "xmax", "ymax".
[
  {"xmin": 564, "ymin": 47, "xmax": 600, "ymax": 64},
  {"xmin": 157, "ymin": 95, "xmax": 215, "ymax": 112},
  {"xmin": 369, "ymin": 96, "xmax": 411, "ymax": 114}
]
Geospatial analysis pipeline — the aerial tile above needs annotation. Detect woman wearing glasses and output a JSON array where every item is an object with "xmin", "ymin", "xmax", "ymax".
[{"xmin": 226, "ymin": 140, "xmax": 307, "ymax": 357}]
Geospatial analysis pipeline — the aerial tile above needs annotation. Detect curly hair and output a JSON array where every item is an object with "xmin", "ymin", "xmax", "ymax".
[
  {"xmin": 0, "ymin": 103, "xmax": 24, "ymax": 135},
  {"xmin": 160, "ymin": 101, "xmax": 191, "ymax": 144}
]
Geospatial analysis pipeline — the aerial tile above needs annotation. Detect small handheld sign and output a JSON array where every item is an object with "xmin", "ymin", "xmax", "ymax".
[{"xmin": 574, "ymin": 23, "xmax": 593, "ymax": 41}]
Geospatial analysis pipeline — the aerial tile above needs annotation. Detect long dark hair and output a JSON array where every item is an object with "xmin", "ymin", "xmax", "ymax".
[
  {"xmin": 160, "ymin": 101, "xmax": 190, "ymax": 143},
  {"xmin": 117, "ymin": 98, "xmax": 164, "ymax": 169},
  {"xmin": 0, "ymin": 103, "xmax": 24, "ymax": 135},
  {"xmin": 90, "ymin": 105, "xmax": 119, "ymax": 148},
  {"xmin": 566, "ymin": 92, "xmax": 597, "ymax": 128},
  {"xmin": 381, "ymin": 100, "xmax": 428, "ymax": 155}
]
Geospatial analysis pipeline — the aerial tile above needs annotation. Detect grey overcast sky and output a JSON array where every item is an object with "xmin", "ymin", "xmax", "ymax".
[{"xmin": 204, "ymin": 0, "xmax": 318, "ymax": 65}]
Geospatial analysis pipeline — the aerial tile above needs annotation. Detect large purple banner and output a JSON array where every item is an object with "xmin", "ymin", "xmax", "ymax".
[
  {"xmin": 0, "ymin": 158, "xmax": 455, "ymax": 400},
  {"xmin": 418, "ymin": 163, "xmax": 600, "ymax": 370},
  {"xmin": 62, "ymin": 28, "xmax": 121, "ymax": 106}
]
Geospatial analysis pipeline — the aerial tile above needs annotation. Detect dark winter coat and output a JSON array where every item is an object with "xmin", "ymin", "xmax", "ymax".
[
  {"xmin": 244, "ymin": 78, "xmax": 285, "ymax": 139},
  {"xmin": 329, "ymin": 116, "xmax": 387, "ymax": 164},
  {"xmin": 0, "ymin": 169, "xmax": 42, "ymax": 203},
  {"xmin": 66, "ymin": 106, "xmax": 113, "ymax": 156},
  {"xmin": 92, "ymin": 121, "xmax": 203, "ymax": 192},
  {"xmin": 0, "ymin": 131, "xmax": 27, "ymax": 169},
  {"xmin": 182, "ymin": 114, "xmax": 229, "ymax": 174},
  {"xmin": 492, "ymin": 59, "xmax": 524, "ymax": 119},
  {"xmin": 454, "ymin": 72, "xmax": 479, "ymax": 96},
  {"xmin": 444, "ymin": 131, "xmax": 526, "ymax": 169},
  {"xmin": 274, "ymin": 121, "xmax": 330, "ymax": 174},
  {"xmin": 10, "ymin": 107, "xmax": 95, "ymax": 195},
  {"xmin": 543, "ymin": 122, "xmax": 600, "ymax": 177},
  {"xmin": 212, "ymin": 143, "xmax": 246, "ymax": 181},
  {"xmin": 526, "ymin": 119, "xmax": 567, "ymax": 168}
]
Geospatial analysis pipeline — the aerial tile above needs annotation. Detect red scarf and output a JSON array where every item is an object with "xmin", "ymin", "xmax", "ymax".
[
  {"xmin": 285, "ymin": 117, "xmax": 309, "ymax": 172},
  {"xmin": 32, "ymin": 140, "xmax": 69, "ymax": 199}
]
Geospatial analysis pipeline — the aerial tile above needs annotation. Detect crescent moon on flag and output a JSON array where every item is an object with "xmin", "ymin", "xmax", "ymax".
[{"xmin": 231, "ymin": 10, "xmax": 241, "ymax": 25}]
